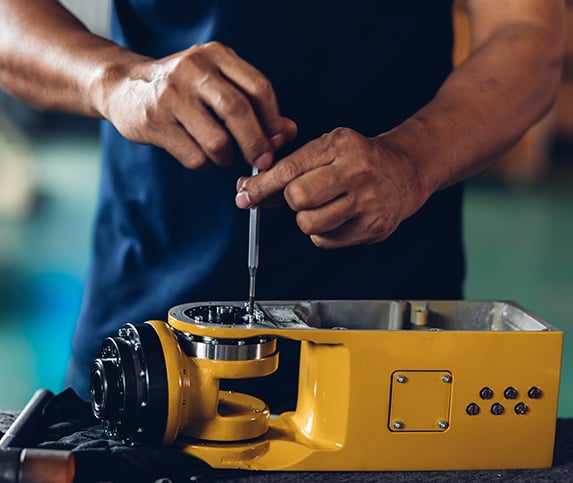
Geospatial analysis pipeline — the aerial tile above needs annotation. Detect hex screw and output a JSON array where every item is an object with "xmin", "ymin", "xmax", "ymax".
[
  {"xmin": 442, "ymin": 374, "xmax": 452, "ymax": 383},
  {"xmin": 393, "ymin": 421, "xmax": 404, "ymax": 429},
  {"xmin": 514, "ymin": 402, "xmax": 529, "ymax": 415},
  {"xmin": 396, "ymin": 375, "xmax": 407, "ymax": 383},
  {"xmin": 466, "ymin": 403, "xmax": 480, "ymax": 416},
  {"xmin": 480, "ymin": 387, "xmax": 494, "ymax": 400},
  {"xmin": 438, "ymin": 420, "xmax": 449, "ymax": 429},
  {"xmin": 528, "ymin": 386, "xmax": 543, "ymax": 399},
  {"xmin": 504, "ymin": 387, "xmax": 518, "ymax": 399},
  {"xmin": 490, "ymin": 403, "xmax": 505, "ymax": 415}
]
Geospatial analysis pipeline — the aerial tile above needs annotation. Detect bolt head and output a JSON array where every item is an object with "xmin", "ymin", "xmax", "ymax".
[
  {"xmin": 396, "ymin": 375, "xmax": 407, "ymax": 383},
  {"xmin": 442, "ymin": 375, "xmax": 452, "ymax": 383},
  {"xmin": 490, "ymin": 403, "xmax": 505, "ymax": 415},
  {"xmin": 466, "ymin": 403, "xmax": 480, "ymax": 416},
  {"xmin": 480, "ymin": 387, "xmax": 494, "ymax": 400},
  {"xmin": 438, "ymin": 420, "xmax": 449, "ymax": 429},
  {"xmin": 393, "ymin": 421, "xmax": 404, "ymax": 429},
  {"xmin": 514, "ymin": 403, "xmax": 529, "ymax": 415}
]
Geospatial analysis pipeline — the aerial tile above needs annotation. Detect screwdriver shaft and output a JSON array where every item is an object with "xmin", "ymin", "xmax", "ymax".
[{"xmin": 248, "ymin": 166, "xmax": 260, "ymax": 318}]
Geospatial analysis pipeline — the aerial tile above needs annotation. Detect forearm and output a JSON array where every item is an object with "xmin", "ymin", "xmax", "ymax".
[
  {"xmin": 0, "ymin": 0, "xmax": 146, "ymax": 117},
  {"xmin": 381, "ymin": 9, "xmax": 565, "ymax": 202}
]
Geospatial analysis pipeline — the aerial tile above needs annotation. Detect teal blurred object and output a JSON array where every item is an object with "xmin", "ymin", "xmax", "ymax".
[
  {"xmin": 464, "ymin": 178, "xmax": 573, "ymax": 417},
  {"xmin": 0, "ymin": 126, "xmax": 99, "ymax": 410},
  {"xmin": 0, "ymin": 126, "xmax": 572, "ymax": 418}
]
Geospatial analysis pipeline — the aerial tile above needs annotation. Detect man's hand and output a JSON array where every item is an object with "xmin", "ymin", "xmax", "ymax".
[
  {"xmin": 237, "ymin": 0, "xmax": 564, "ymax": 250},
  {"xmin": 0, "ymin": 2, "xmax": 297, "ymax": 170},
  {"xmin": 235, "ymin": 128, "xmax": 427, "ymax": 248},
  {"xmin": 100, "ymin": 41, "xmax": 297, "ymax": 170}
]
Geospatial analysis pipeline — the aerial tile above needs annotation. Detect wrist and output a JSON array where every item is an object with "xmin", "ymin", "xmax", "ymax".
[
  {"xmin": 87, "ymin": 46, "xmax": 150, "ymax": 120},
  {"xmin": 373, "ymin": 127, "xmax": 436, "ymax": 215}
]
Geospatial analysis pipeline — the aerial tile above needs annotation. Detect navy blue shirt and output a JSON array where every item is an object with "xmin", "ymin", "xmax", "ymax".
[{"xmin": 69, "ymin": 0, "xmax": 463, "ymax": 410}]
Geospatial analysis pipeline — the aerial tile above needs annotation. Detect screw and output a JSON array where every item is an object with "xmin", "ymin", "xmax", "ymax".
[
  {"xmin": 480, "ymin": 387, "xmax": 494, "ymax": 400},
  {"xmin": 528, "ymin": 386, "xmax": 543, "ymax": 399},
  {"xmin": 504, "ymin": 387, "xmax": 518, "ymax": 399},
  {"xmin": 490, "ymin": 403, "xmax": 505, "ymax": 415},
  {"xmin": 396, "ymin": 375, "xmax": 407, "ymax": 383},
  {"xmin": 466, "ymin": 403, "xmax": 480, "ymax": 416},
  {"xmin": 393, "ymin": 421, "xmax": 404, "ymax": 429},
  {"xmin": 515, "ymin": 402, "xmax": 529, "ymax": 415},
  {"xmin": 442, "ymin": 374, "xmax": 452, "ymax": 383},
  {"xmin": 438, "ymin": 420, "xmax": 449, "ymax": 429}
]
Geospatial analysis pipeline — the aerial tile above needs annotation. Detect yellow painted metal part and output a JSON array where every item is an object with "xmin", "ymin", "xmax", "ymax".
[
  {"xmin": 164, "ymin": 321, "xmax": 562, "ymax": 471},
  {"xmin": 114, "ymin": 306, "xmax": 563, "ymax": 471},
  {"xmin": 146, "ymin": 320, "xmax": 276, "ymax": 444}
]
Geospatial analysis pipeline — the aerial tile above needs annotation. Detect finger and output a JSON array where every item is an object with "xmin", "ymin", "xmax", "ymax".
[
  {"xmin": 239, "ymin": 135, "xmax": 334, "ymax": 207},
  {"xmin": 236, "ymin": 176, "xmax": 248, "ymax": 192},
  {"xmin": 266, "ymin": 116, "xmax": 298, "ymax": 151},
  {"xmin": 160, "ymin": 123, "xmax": 209, "ymax": 170},
  {"xmin": 175, "ymin": 99, "xmax": 235, "ymax": 167},
  {"xmin": 203, "ymin": 44, "xmax": 297, "ymax": 156},
  {"xmin": 198, "ymin": 72, "xmax": 274, "ymax": 169},
  {"xmin": 296, "ymin": 194, "xmax": 354, "ymax": 236},
  {"xmin": 284, "ymin": 165, "xmax": 343, "ymax": 211},
  {"xmin": 212, "ymin": 44, "xmax": 282, "ymax": 127},
  {"xmin": 310, "ymin": 220, "xmax": 363, "ymax": 249}
]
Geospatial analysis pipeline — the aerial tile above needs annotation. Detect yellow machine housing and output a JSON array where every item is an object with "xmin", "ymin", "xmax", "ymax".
[{"xmin": 90, "ymin": 300, "xmax": 563, "ymax": 471}]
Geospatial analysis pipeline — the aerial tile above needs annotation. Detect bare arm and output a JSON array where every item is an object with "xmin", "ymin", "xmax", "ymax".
[
  {"xmin": 0, "ymin": 0, "xmax": 296, "ymax": 169},
  {"xmin": 390, "ymin": 0, "xmax": 565, "ymax": 194},
  {"xmin": 237, "ymin": 0, "xmax": 565, "ymax": 248}
]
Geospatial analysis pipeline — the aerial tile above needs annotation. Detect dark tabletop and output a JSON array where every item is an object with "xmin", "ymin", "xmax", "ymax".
[{"xmin": 1, "ymin": 390, "xmax": 573, "ymax": 482}]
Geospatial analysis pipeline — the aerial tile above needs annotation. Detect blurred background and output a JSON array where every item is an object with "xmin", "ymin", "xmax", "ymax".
[{"xmin": 0, "ymin": 1, "xmax": 572, "ymax": 418}]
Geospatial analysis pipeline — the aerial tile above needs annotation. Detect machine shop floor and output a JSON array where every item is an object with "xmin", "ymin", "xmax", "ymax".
[{"xmin": 0, "ymin": 123, "xmax": 572, "ymax": 418}]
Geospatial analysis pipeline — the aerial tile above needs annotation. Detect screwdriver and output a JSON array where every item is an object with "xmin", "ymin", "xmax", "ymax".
[{"xmin": 248, "ymin": 166, "xmax": 260, "ymax": 320}]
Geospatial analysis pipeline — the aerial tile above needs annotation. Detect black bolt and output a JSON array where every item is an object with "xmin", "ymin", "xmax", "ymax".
[
  {"xmin": 480, "ymin": 387, "xmax": 494, "ymax": 400},
  {"xmin": 490, "ymin": 403, "xmax": 504, "ymax": 415},
  {"xmin": 466, "ymin": 403, "xmax": 480, "ymax": 416},
  {"xmin": 504, "ymin": 387, "xmax": 518, "ymax": 400},
  {"xmin": 528, "ymin": 386, "xmax": 543, "ymax": 399},
  {"xmin": 515, "ymin": 403, "xmax": 529, "ymax": 415}
]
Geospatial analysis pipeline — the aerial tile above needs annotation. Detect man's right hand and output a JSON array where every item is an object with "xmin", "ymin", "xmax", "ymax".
[
  {"xmin": 97, "ymin": 41, "xmax": 297, "ymax": 170},
  {"xmin": 0, "ymin": 2, "xmax": 296, "ymax": 171}
]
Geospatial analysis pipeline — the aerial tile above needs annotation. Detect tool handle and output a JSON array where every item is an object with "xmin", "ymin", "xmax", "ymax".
[
  {"xmin": 0, "ymin": 448, "xmax": 75, "ymax": 483},
  {"xmin": 0, "ymin": 389, "xmax": 54, "ymax": 449},
  {"xmin": 248, "ymin": 166, "xmax": 260, "ymax": 271}
]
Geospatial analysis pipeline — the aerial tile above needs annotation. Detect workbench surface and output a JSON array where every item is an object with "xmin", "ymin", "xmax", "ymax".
[{"xmin": 2, "ymin": 390, "xmax": 573, "ymax": 482}]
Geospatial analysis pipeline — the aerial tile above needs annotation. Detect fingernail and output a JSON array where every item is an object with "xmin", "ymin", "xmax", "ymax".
[
  {"xmin": 236, "ymin": 177, "xmax": 248, "ymax": 192},
  {"xmin": 270, "ymin": 133, "xmax": 284, "ymax": 150},
  {"xmin": 235, "ymin": 190, "xmax": 253, "ymax": 209},
  {"xmin": 254, "ymin": 151, "xmax": 272, "ymax": 170}
]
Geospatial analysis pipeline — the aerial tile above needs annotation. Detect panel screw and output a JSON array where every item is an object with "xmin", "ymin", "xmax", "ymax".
[
  {"xmin": 466, "ymin": 403, "xmax": 480, "ymax": 416},
  {"xmin": 480, "ymin": 387, "xmax": 494, "ymax": 400},
  {"xmin": 442, "ymin": 374, "xmax": 452, "ymax": 383},
  {"xmin": 396, "ymin": 375, "xmax": 407, "ymax": 383},
  {"xmin": 393, "ymin": 421, "xmax": 404, "ymax": 429},
  {"xmin": 504, "ymin": 387, "xmax": 518, "ymax": 399},
  {"xmin": 528, "ymin": 386, "xmax": 543, "ymax": 399},
  {"xmin": 515, "ymin": 402, "xmax": 529, "ymax": 415},
  {"xmin": 438, "ymin": 420, "xmax": 449, "ymax": 429},
  {"xmin": 490, "ymin": 403, "xmax": 505, "ymax": 415}
]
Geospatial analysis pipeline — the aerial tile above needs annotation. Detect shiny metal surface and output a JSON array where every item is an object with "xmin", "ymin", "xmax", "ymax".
[{"xmin": 176, "ymin": 332, "xmax": 276, "ymax": 361}]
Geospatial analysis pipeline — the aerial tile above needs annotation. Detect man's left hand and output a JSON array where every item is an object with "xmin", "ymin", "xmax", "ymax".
[{"xmin": 235, "ymin": 127, "xmax": 428, "ymax": 248}]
